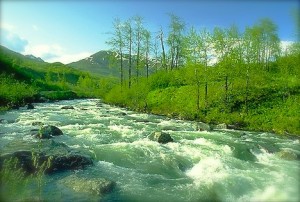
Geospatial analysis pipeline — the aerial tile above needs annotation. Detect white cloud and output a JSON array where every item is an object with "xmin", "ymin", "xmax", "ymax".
[
  {"xmin": 0, "ymin": 26, "xmax": 28, "ymax": 52},
  {"xmin": 24, "ymin": 44, "xmax": 92, "ymax": 64}
]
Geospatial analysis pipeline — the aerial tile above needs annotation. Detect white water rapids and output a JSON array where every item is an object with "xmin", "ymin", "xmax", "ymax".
[{"xmin": 0, "ymin": 99, "xmax": 299, "ymax": 202}]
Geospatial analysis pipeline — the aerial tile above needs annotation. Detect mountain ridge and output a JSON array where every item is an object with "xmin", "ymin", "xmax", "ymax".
[{"xmin": 68, "ymin": 50, "xmax": 120, "ymax": 77}]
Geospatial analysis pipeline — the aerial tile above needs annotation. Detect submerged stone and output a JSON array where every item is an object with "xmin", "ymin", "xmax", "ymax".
[
  {"xmin": 194, "ymin": 122, "xmax": 211, "ymax": 131},
  {"xmin": 59, "ymin": 175, "xmax": 116, "ymax": 196},
  {"xmin": 275, "ymin": 150, "xmax": 297, "ymax": 160}
]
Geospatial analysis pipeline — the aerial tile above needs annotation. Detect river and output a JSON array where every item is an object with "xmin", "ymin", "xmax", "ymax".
[{"xmin": 0, "ymin": 99, "xmax": 299, "ymax": 202}]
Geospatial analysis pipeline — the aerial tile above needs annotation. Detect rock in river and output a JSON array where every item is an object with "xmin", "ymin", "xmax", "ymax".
[
  {"xmin": 59, "ymin": 174, "xmax": 116, "ymax": 196},
  {"xmin": 149, "ymin": 132, "xmax": 174, "ymax": 144},
  {"xmin": 38, "ymin": 125, "xmax": 63, "ymax": 139},
  {"xmin": 61, "ymin": 106, "xmax": 75, "ymax": 109},
  {"xmin": 27, "ymin": 103, "xmax": 34, "ymax": 109}
]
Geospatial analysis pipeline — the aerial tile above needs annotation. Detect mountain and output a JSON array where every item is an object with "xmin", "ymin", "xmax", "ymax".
[
  {"xmin": 69, "ymin": 51, "xmax": 121, "ymax": 77},
  {"xmin": 25, "ymin": 54, "xmax": 44, "ymax": 62},
  {"xmin": 69, "ymin": 50, "xmax": 157, "ymax": 78}
]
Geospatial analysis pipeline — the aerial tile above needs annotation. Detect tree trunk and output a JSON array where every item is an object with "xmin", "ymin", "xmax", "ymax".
[
  {"xmin": 160, "ymin": 29, "xmax": 167, "ymax": 71},
  {"xmin": 146, "ymin": 49, "xmax": 149, "ymax": 79},
  {"xmin": 129, "ymin": 26, "xmax": 132, "ymax": 88},
  {"xmin": 245, "ymin": 68, "xmax": 250, "ymax": 114},
  {"xmin": 225, "ymin": 75, "xmax": 228, "ymax": 108},
  {"xmin": 120, "ymin": 51, "xmax": 123, "ymax": 89},
  {"xmin": 136, "ymin": 32, "xmax": 140, "ymax": 83},
  {"xmin": 205, "ymin": 82, "xmax": 208, "ymax": 116},
  {"xmin": 195, "ymin": 69, "xmax": 200, "ymax": 113}
]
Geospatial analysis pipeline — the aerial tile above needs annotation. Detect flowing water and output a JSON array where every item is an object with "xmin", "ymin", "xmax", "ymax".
[{"xmin": 0, "ymin": 99, "xmax": 299, "ymax": 202}]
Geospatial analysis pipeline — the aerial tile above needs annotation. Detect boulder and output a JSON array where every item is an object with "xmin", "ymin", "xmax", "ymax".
[
  {"xmin": 0, "ymin": 140, "xmax": 93, "ymax": 174},
  {"xmin": 61, "ymin": 106, "xmax": 75, "ymax": 109},
  {"xmin": 38, "ymin": 125, "xmax": 63, "ymax": 139},
  {"xmin": 59, "ymin": 175, "xmax": 116, "ymax": 196},
  {"xmin": 27, "ymin": 103, "xmax": 34, "ymax": 109},
  {"xmin": 149, "ymin": 132, "xmax": 174, "ymax": 144},
  {"xmin": 194, "ymin": 122, "xmax": 211, "ymax": 131}
]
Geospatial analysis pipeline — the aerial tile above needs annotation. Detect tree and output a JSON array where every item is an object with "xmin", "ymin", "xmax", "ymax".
[
  {"xmin": 143, "ymin": 29, "xmax": 151, "ymax": 79},
  {"xmin": 106, "ymin": 18, "xmax": 125, "ymax": 88},
  {"xmin": 184, "ymin": 27, "xmax": 212, "ymax": 115},
  {"xmin": 159, "ymin": 27, "xmax": 167, "ymax": 70},
  {"xmin": 243, "ymin": 26, "xmax": 256, "ymax": 114},
  {"xmin": 133, "ymin": 15, "xmax": 144, "ymax": 83},
  {"xmin": 184, "ymin": 26, "xmax": 201, "ymax": 64},
  {"xmin": 258, "ymin": 18, "xmax": 280, "ymax": 71},
  {"xmin": 124, "ymin": 19, "xmax": 133, "ymax": 88},
  {"xmin": 167, "ymin": 14, "xmax": 185, "ymax": 70},
  {"xmin": 212, "ymin": 25, "xmax": 241, "ymax": 111},
  {"xmin": 152, "ymin": 32, "xmax": 161, "ymax": 72}
]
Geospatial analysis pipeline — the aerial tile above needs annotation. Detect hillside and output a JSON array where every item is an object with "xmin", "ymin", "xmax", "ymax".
[
  {"xmin": 0, "ymin": 45, "xmax": 115, "ymax": 109},
  {"xmin": 0, "ymin": 45, "xmax": 84, "ymax": 85}
]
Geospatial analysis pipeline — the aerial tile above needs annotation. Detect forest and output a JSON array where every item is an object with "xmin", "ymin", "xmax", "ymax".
[{"xmin": 104, "ymin": 14, "xmax": 300, "ymax": 135}]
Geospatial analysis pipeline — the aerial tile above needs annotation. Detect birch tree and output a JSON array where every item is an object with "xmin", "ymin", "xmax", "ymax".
[
  {"xmin": 124, "ymin": 19, "xmax": 133, "ymax": 88},
  {"xmin": 106, "ymin": 18, "xmax": 125, "ymax": 88},
  {"xmin": 167, "ymin": 14, "xmax": 185, "ymax": 70}
]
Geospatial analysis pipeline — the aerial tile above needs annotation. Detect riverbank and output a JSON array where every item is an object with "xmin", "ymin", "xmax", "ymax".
[
  {"xmin": 103, "ymin": 98, "xmax": 300, "ymax": 139},
  {"xmin": 103, "ymin": 69, "xmax": 300, "ymax": 137}
]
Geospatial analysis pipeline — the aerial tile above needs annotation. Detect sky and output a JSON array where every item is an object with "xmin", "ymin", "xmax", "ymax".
[{"xmin": 0, "ymin": 0, "xmax": 299, "ymax": 64}]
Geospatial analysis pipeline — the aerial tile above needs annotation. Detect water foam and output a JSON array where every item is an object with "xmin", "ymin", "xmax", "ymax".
[{"xmin": 186, "ymin": 157, "xmax": 228, "ymax": 186}]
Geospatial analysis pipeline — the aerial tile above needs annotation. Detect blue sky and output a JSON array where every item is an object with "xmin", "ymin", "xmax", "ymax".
[{"xmin": 0, "ymin": 0, "xmax": 299, "ymax": 63}]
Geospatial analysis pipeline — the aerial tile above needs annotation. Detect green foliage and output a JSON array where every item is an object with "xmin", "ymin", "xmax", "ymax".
[
  {"xmin": 0, "ymin": 158, "xmax": 29, "ymax": 202},
  {"xmin": 0, "ymin": 74, "xmax": 37, "ymax": 106},
  {"xmin": 104, "ymin": 51, "xmax": 300, "ymax": 136},
  {"xmin": 74, "ymin": 73, "xmax": 116, "ymax": 98},
  {"xmin": 39, "ymin": 91, "xmax": 78, "ymax": 100},
  {"xmin": 32, "ymin": 152, "xmax": 53, "ymax": 201},
  {"xmin": 0, "ymin": 152, "xmax": 54, "ymax": 202}
]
